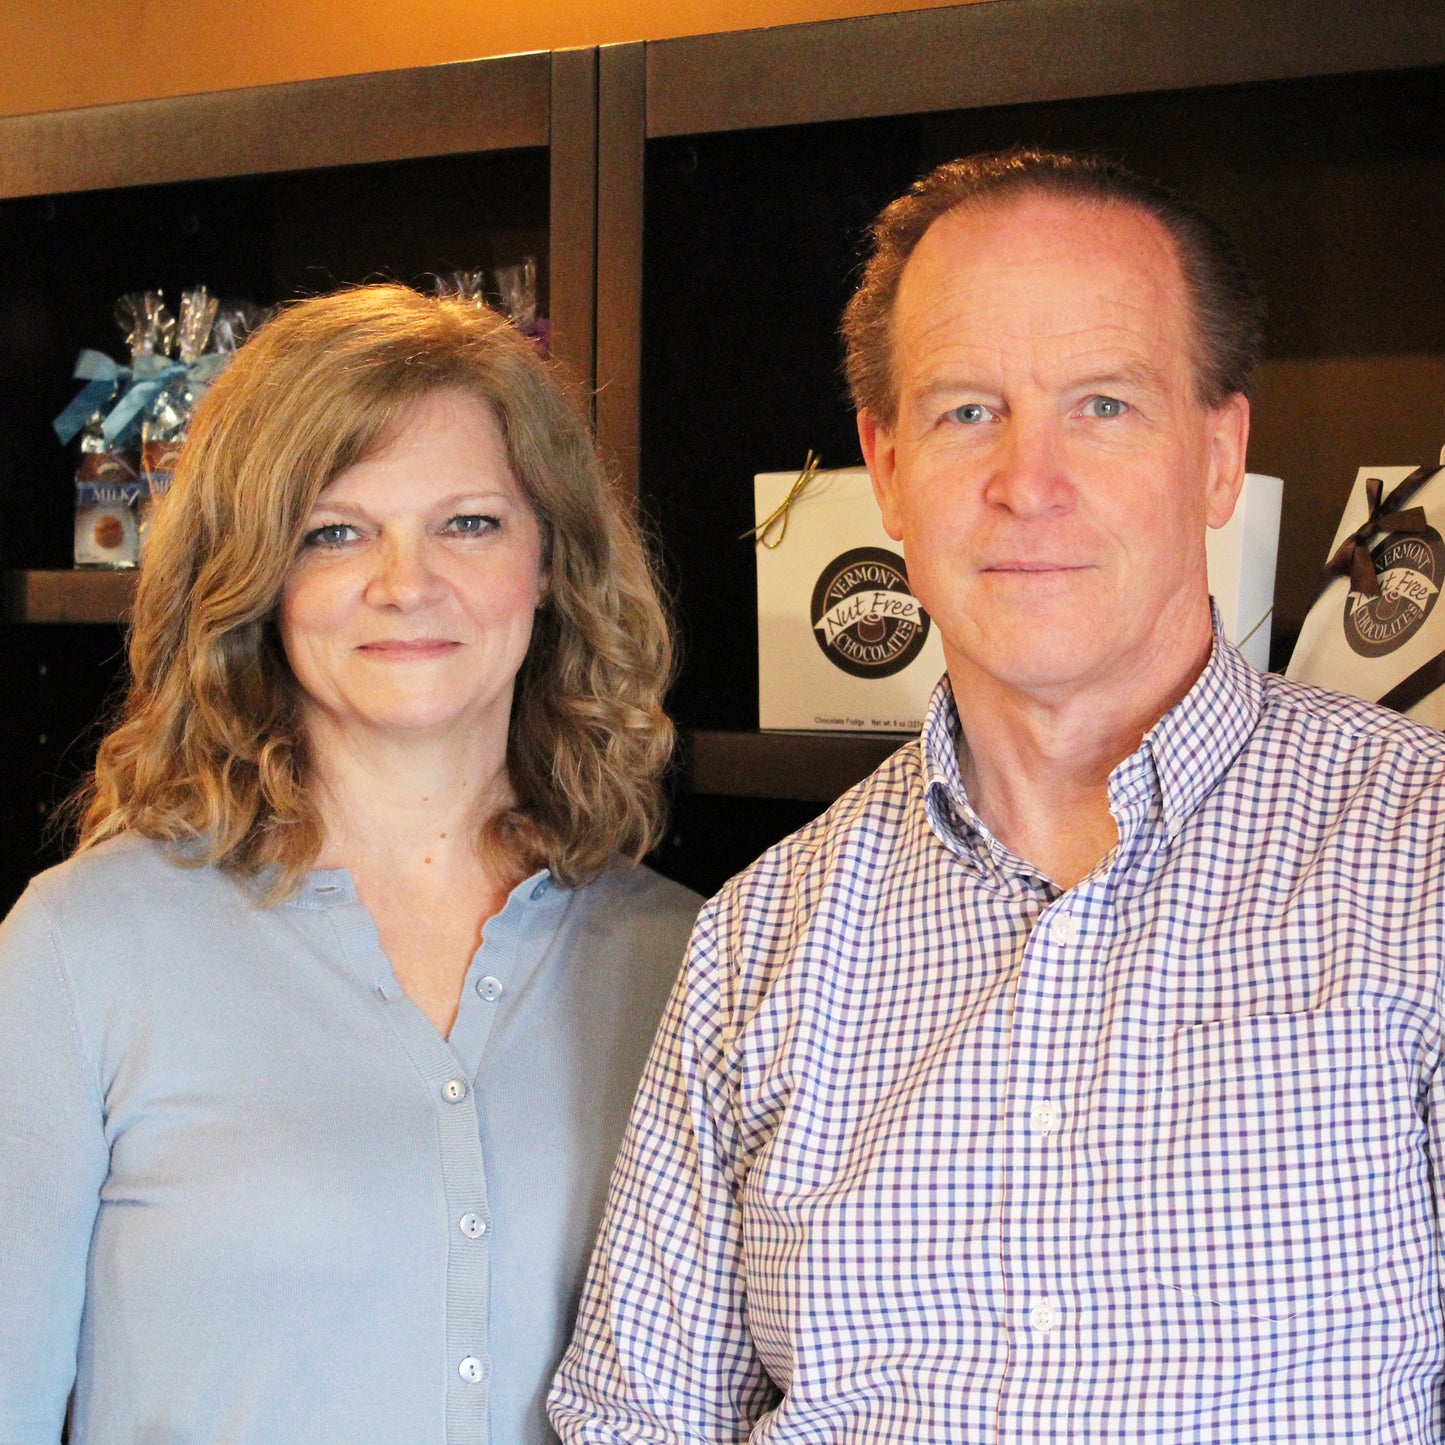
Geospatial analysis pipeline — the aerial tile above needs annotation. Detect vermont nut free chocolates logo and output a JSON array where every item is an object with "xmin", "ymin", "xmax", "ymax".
[
  {"xmin": 1344, "ymin": 528, "xmax": 1444, "ymax": 658},
  {"xmin": 810, "ymin": 546, "xmax": 930, "ymax": 679}
]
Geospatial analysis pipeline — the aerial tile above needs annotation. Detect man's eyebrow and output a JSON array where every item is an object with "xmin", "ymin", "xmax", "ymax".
[
  {"xmin": 1078, "ymin": 360, "xmax": 1168, "ymax": 394},
  {"xmin": 907, "ymin": 359, "xmax": 1169, "ymax": 406},
  {"xmin": 909, "ymin": 378, "xmax": 1001, "ymax": 410}
]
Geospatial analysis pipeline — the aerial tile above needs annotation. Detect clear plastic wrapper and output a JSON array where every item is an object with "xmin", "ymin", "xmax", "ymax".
[
  {"xmin": 436, "ymin": 269, "xmax": 488, "ymax": 307},
  {"xmin": 494, "ymin": 257, "xmax": 550, "ymax": 355},
  {"xmin": 139, "ymin": 287, "xmax": 220, "ymax": 551},
  {"xmin": 211, "ymin": 299, "xmax": 264, "ymax": 354},
  {"xmin": 115, "ymin": 290, "xmax": 175, "ymax": 360}
]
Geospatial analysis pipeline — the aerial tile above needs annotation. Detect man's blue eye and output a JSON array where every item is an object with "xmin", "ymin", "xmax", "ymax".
[
  {"xmin": 1087, "ymin": 396, "xmax": 1128, "ymax": 419},
  {"xmin": 949, "ymin": 404, "xmax": 991, "ymax": 425}
]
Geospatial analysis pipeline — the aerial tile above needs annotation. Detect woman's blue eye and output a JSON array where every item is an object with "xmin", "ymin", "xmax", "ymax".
[
  {"xmin": 948, "ymin": 403, "xmax": 992, "ymax": 425},
  {"xmin": 1087, "ymin": 395, "xmax": 1128, "ymax": 419},
  {"xmin": 302, "ymin": 523, "xmax": 357, "ymax": 548},
  {"xmin": 448, "ymin": 514, "xmax": 498, "ymax": 535}
]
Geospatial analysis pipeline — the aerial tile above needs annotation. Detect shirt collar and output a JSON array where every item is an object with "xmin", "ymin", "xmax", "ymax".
[
  {"xmin": 922, "ymin": 606, "xmax": 1262, "ymax": 878},
  {"xmin": 282, "ymin": 864, "xmax": 558, "ymax": 912}
]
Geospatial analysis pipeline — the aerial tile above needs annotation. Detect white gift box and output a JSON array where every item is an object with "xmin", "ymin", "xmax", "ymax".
[
  {"xmin": 755, "ymin": 467, "xmax": 1285, "ymax": 734},
  {"xmin": 755, "ymin": 467, "xmax": 945, "ymax": 732},
  {"xmin": 1286, "ymin": 452, "xmax": 1445, "ymax": 727}
]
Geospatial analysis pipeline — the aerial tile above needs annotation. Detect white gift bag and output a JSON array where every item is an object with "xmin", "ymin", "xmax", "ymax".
[
  {"xmin": 1286, "ymin": 450, "xmax": 1445, "ymax": 727},
  {"xmin": 1206, "ymin": 473, "xmax": 1283, "ymax": 672}
]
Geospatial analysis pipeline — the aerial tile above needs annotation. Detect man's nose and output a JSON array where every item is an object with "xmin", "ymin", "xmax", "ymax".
[{"xmin": 981, "ymin": 416, "xmax": 1074, "ymax": 518}]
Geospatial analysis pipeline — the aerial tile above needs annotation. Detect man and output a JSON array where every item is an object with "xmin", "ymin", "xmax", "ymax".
[{"xmin": 550, "ymin": 150, "xmax": 1445, "ymax": 1441}]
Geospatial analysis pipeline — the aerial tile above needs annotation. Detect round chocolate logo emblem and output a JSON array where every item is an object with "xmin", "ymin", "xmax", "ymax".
[
  {"xmin": 1343, "ymin": 527, "xmax": 1444, "ymax": 658},
  {"xmin": 810, "ymin": 546, "xmax": 930, "ymax": 679}
]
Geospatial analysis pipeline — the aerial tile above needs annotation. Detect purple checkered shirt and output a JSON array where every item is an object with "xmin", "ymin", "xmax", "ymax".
[{"xmin": 551, "ymin": 631, "xmax": 1445, "ymax": 1442}]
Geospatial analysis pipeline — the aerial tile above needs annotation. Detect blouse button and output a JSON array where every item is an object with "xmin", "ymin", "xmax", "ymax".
[
  {"xmin": 459, "ymin": 1213, "xmax": 488, "ymax": 1239},
  {"xmin": 458, "ymin": 1356, "xmax": 485, "ymax": 1383},
  {"xmin": 441, "ymin": 1078, "xmax": 468, "ymax": 1103},
  {"xmin": 476, "ymin": 975, "xmax": 504, "ymax": 1002}
]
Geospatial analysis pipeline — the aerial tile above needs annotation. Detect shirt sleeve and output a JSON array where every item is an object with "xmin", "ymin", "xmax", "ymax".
[
  {"xmin": 548, "ymin": 902, "xmax": 779, "ymax": 1442},
  {"xmin": 0, "ymin": 885, "xmax": 110, "ymax": 1442}
]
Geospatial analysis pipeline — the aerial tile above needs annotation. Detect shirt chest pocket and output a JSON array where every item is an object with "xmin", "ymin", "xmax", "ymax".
[{"xmin": 1147, "ymin": 1009, "xmax": 1427, "ymax": 1322}]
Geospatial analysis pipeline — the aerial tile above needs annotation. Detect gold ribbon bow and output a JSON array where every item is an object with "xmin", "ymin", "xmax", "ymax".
[
  {"xmin": 1325, "ymin": 471, "xmax": 1434, "ymax": 597},
  {"xmin": 746, "ymin": 451, "xmax": 823, "ymax": 549}
]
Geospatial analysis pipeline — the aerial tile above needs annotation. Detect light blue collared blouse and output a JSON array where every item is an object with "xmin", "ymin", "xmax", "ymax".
[{"xmin": 0, "ymin": 833, "xmax": 699, "ymax": 1444}]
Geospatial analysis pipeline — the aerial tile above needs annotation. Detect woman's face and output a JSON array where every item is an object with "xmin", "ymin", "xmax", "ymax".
[{"xmin": 279, "ymin": 388, "xmax": 546, "ymax": 758}]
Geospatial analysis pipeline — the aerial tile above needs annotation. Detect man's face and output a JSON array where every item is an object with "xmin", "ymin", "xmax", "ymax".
[{"xmin": 859, "ymin": 192, "xmax": 1248, "ymax": 711}]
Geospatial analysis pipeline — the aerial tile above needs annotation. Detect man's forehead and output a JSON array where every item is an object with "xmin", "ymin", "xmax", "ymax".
[
  {"xmin": 902, "ymin": 192, "xmax": 1181, "ymax": 300},
  {"xmin": 890, "ymin": 193, "xmax": 1190, "ymax": 376}
]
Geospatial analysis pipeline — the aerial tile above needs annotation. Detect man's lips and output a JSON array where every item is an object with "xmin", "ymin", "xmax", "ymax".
[{"xmin": 980, "ymin": 561, "xmax": 1092, "ymax": 573}]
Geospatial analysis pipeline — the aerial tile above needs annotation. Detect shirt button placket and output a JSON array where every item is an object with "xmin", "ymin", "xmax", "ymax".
[
  {"xmin": 1048, "ymin": 911, "xmax": 1079, "ymax": 946},
  {"xmin": 1030, "ymin": 1101, "xmax": 1060, "ymax": 1135}
]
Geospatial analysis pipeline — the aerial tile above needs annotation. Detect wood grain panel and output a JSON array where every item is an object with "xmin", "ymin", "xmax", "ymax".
[
  {"xmin": 647, "ymin": 0, "xmax": 1445, "ymax": 137},
  {"xmin": 0, "ymin": 53, "xmax": 551, "ymax": 199}
]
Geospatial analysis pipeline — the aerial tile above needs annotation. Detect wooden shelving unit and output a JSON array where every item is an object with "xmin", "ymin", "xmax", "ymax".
[
  {"xmin": 4, "ymin": 570, "xmax": 137, "ymax": 625},
  {"xmin": 686, "ymin": 728, "xmax": 905, "ymax": 802}
]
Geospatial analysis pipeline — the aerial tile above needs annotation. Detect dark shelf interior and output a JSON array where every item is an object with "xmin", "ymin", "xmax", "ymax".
[
  {"xmin": 0, "ymin": 146, "xmax": 550, "ymax": 571},
  {"xmin": 0, "ymin": 138, "xmax": 553, "ymax": 910},
  {"xmin": 0, "ymin": 621, "xmax": 128, "ymax": 913}
]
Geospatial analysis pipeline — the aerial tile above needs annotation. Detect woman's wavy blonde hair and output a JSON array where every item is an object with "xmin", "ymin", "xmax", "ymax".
[{"xmin": 75, "ymin": 284, "xmax": 675, "ymax": 899}]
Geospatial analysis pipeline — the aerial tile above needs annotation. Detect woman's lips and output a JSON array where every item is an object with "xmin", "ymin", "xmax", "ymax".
[{"xmin": 355, "ymin": 638, "xmax": 461, "ymax": 657}]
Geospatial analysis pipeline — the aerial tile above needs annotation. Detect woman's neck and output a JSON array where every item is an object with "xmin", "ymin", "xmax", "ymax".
[{"xmin": 303, "ymin": 714, "xmax": 513, "ymax": 877}]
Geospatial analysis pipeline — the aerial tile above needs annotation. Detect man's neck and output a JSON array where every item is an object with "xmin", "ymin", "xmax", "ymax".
[{"xmin": 949, "ymin": 630, "xmax": 1213, "ymax": 891}]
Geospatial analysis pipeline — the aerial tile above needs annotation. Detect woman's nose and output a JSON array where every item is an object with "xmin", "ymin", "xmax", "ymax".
[{"xmin": 365, "ymin": 535, "xmax": 443, "ymax": 608}]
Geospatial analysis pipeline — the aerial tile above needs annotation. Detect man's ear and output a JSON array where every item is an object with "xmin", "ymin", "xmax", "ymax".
[
  {"xmin": 858, "ymin": 409, "xmax": 904, "ymax": 542},
  {"xmin": 1204, "ymin": 392, "xmax": 1251, "ymax": 531}
]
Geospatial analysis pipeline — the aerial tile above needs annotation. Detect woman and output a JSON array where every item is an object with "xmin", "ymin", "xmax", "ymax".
[{"xmin": 0, "ymin": 285, "xmax": 700, "ymax": 1443}]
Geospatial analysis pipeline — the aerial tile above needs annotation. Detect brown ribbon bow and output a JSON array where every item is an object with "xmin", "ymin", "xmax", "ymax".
[{"xmin": 1325, "ymin": 468, "xmax": 1438, "ymax": 597}]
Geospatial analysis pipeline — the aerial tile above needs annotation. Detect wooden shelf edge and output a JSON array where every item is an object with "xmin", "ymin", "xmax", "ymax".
[
  {"xmin": 646, "ymin": 0, "xmax": 1445, "ymax": 138},
  {"xmin": 685, "ymin": 727, "xmax": 910, "ymax": 802},
  {"xmin": 0, "ymin": 51, "xmax": 553, "ymax": 201},
  {"xmin": 5, "ymin": 569, "xmax": 137, "ymax": 624}
]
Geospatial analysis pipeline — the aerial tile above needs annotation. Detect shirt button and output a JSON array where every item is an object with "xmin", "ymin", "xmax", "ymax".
[
  {"xmin": 441, "ymin": 1078, "xmax": 468, "ymax": 1103},
  {"xmin": 1030, "ymin": 1102, "xmax": 1060, "ymax": 1135},
  {"xmin": 458, "ymin": 1356, "xmax": 485, "ymax": 1383},
  {"xmin": 1029, "ymin": 1303, "xmax": 1057, "ymax": 1333},
  {"xmin": 476, "ymin": 975, "xmax": 504, "ymax": 1002},
  {"xmin": 459, "ymin": 1212, "xmax": 488, "ymax": 1239},
  {"xmin": 1048, "ymin": 913, "xmax": 1079, "ymax": 945}
]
